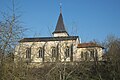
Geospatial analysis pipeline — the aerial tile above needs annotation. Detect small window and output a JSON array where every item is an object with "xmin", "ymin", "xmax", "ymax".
[
  {"xmin": 38, "ymin": 47, "xmax": 43, "ymax": 58},
  {"xmin": 65, "ymin": 46, "xmax": 70, "ymax": 58},
  {"xmin": 26, "ymin": 48, "xmax": 31, "ymax": 58},
  {"xmin": 52, "ymin": 47, "xmax": 56, "ymax": 57}
]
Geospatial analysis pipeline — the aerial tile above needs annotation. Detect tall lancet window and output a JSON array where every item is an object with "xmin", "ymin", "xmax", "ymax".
[
  {"xmin": 81, "ymin": 51, "xmax": 84, "ymax": 59},
  {"xmin": 70, "ymin": 44, "xmax": 73, "ymax": 61},
  {"xmin": 95, "ymin": 50, "xmax": 98, "ymax": 60},
  {"xmin": 38, "ymin": 47, "xmax": 44, "ymax": 58},
  {"xmin": 26, "ymin": 48, "xmax": 31, "ymax": 58},
  {"xmin": 52, "ymin": 47, "xmax": 56, "ymax": 57},
  {"xmin": 65, "ymin": 46, "xmax": 70, "ymax": 58},
  {"xmin": 85, "ymin": 52, "xmax": 89, "ymax": 61},
  {"xmin": 90, "ymin": 50, "xmax": 94, "ymax": 59}
]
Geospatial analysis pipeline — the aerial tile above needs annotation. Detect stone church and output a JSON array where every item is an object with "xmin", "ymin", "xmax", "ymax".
[{"xmin": 15, "ymin": 8, "xmax": 104, "ymax": 64}]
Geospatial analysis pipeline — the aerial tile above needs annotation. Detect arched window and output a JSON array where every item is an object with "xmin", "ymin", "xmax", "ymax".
[
  {"xmin": 52, "ymin": 47, "xmax": 56, "ymax": 57},
  {"xmin": 85, "ymin": 52, "xmax": 89, "ymax": 60},
  {"xmin": 65, "ymin": 46, "xmax": 70, "ymax": 58},
  {"xmin": 70, "ymin": 44, "xmax": 73, "ymax": 61},
  {"xmin": 81, "ymin": 51, "xmax": 84, "ymax": 59},
  {"xmin": 38, "ymin": 47, "xmax": 43, "ymax": 58},
  {"xmin": 26, "ymin": 48, "xmax": 31, "ymax": 58},
  {"xmin": 90, "ymin": 50, "xmax": 94, "ymax": 59},
  {"xmin": 95, "ymin": 50, "xmax": 98, "ymax": 60}
]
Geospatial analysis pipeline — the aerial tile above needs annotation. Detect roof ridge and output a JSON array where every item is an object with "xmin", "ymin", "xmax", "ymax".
[{"xmin": 19, "ymin": 36, "xmax": 78, "ymax": 42}]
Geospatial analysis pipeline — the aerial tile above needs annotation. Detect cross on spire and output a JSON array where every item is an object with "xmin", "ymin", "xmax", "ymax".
[{"xmin": 60, "ymin": 2, "xmax": 62, "ymax": 13}]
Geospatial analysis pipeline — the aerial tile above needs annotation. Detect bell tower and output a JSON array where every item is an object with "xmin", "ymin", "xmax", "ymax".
[{"xmin": 52, "ymin": 3, "xmax": 69, "ymax": 37}]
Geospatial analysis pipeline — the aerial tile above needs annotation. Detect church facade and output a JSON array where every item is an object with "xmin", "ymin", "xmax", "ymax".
[{"xmin": 15, "ymin": 10, "xmax": 104, "ymax": 64}]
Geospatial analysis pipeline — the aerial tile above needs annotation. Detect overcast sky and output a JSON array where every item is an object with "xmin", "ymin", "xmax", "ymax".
[{"xmin": 0, "ymin": 0, "xmax": 120, "ymax": 42}]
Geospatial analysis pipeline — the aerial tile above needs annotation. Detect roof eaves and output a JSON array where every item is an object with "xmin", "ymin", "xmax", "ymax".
[{"xmin": 19, "ymin": 36, "xmax": 79, "ymax": 42}]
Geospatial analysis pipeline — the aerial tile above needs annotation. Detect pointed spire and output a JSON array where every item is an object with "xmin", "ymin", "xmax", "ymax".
[{"xmin": 52, "ymin": 3, "xmax": 68, "ymax": 35}]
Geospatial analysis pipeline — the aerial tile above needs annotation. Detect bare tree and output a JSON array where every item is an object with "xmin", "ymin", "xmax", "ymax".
[{"xmin": 0, "ymin": 0, "xmax": 25, "ymax": 79}]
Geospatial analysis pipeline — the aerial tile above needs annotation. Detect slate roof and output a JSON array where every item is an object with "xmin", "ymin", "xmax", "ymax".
[
  {"xmin": 52, "ymin": 13, "xmax": 68, "ymax": 34},
  {"xmin": 19, "ymin": 36, "xmax": 79, "ymax": 42},
  {"xmin": 77, "ymin": 43, "xmax": 104, "ymax": 49}
]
